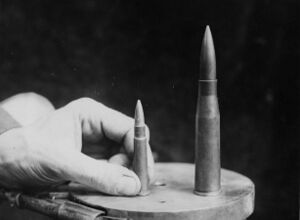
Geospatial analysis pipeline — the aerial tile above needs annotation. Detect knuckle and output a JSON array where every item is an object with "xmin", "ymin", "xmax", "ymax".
[
  {"xmin": 76, "ymin": 97, "xmax": 96, "ymax": 106},
  {"xmin": 67, "ymin": 97, "xmax": 97, "ymax": 110}
]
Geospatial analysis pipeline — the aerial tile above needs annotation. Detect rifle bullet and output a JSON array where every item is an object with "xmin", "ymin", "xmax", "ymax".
[{"xmin": 132, "ymin": 100, "xmax": 150, "ymax": 196}]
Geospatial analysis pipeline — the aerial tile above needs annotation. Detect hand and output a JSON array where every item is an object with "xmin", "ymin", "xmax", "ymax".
[{"xmin": 0, "ymin": 98, "xmax": 154, "ymax": 196}]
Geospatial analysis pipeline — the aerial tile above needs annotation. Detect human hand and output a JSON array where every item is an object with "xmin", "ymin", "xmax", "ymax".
[{"xmin": 0, "ymin": 98, "xmax": 154, "ymax": 196}]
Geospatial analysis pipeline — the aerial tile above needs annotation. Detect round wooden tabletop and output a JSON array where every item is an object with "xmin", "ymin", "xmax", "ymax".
[{"xmin": 72, "ymin": 163, "xmax": 254, "ymax": 220}]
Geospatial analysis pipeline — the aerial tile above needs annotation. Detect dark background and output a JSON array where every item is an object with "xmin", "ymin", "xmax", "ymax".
[{"xmin": 0, "ymin": 0, "xmax": 299, "ymax": 219}]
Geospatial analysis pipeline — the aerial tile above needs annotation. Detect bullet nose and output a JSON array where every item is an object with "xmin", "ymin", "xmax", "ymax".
[
  {"xmin": 135, "ymin": 100, "xmax": 145, "ymax": 127},
  {"xmin": 199, "ymin": 25, "xmax": 216, "ymax": 80}
]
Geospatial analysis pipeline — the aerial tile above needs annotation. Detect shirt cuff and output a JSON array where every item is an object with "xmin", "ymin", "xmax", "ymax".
[{"xmin": 0, "ymin": 107, "xmax": 21, "ymax": 135}]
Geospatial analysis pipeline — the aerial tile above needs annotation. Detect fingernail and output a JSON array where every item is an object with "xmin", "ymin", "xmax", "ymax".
[{"xmin": 116, "ymin": 173, "xmax": 141, "ymax": 196}]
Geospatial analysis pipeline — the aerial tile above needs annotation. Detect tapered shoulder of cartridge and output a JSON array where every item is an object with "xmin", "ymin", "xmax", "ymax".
[{"xmin": 199, "ymin": 25, "xmax": 216, "ymax": 80}]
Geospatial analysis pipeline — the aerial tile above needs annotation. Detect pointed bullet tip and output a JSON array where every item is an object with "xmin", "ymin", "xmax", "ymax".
[
  {"xmin": 135, "ymin": 99, "xmax": 145, "ymax": 126},
  {"xmin": 203, "ymin": 25, "xmax": 213, "ymax": 44},
  {"xmin": 205, "ymin": 25, "xmax": 210, "ymax": 32},
  {"xmin": 204, "ymin": 26, "xmax": 212, "ymax": 40},
  {"xmin": 137, "ymin": 99, "xmax": 141, "ymax": 106},
  {"xmin": 136, "ymin": 100, "xmax": 143, "ymax": 113},
  {"xmin": 200, "ymin": 25, "xmax": 216, "ymax": 80}
]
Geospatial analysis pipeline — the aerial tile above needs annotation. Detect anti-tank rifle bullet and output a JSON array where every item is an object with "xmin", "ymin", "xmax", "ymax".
[{"xmin": 195, "ymin": 26, "xmax": 221, "ymax": 196}]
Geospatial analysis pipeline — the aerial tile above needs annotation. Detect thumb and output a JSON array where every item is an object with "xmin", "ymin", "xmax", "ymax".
[{"xmin": 60, "ymin": 151, "xmax": 141, "ymax": 196}]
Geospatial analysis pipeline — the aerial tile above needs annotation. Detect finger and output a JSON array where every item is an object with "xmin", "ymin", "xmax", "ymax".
[
  {"xmin": 119, "ymin": 143, "xmax": 155, "ymax": 184},
  {"xmin": 68, "ymin": 98, "xmax": 134, "ymax": 143},
  {"xmin": 69, "ymin": 98, "xmax": 151, "ymax": 151},
  {"xmin": 61, "ymin": 151, "xmax": 141, "ymax": 196},
  {"xmin": 108, "ymin": 153, "xmax": 130, "ymax": 167},
  {"xmin": 109, "ymin": 146, "xmax": 155, "ymax": 184}
]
